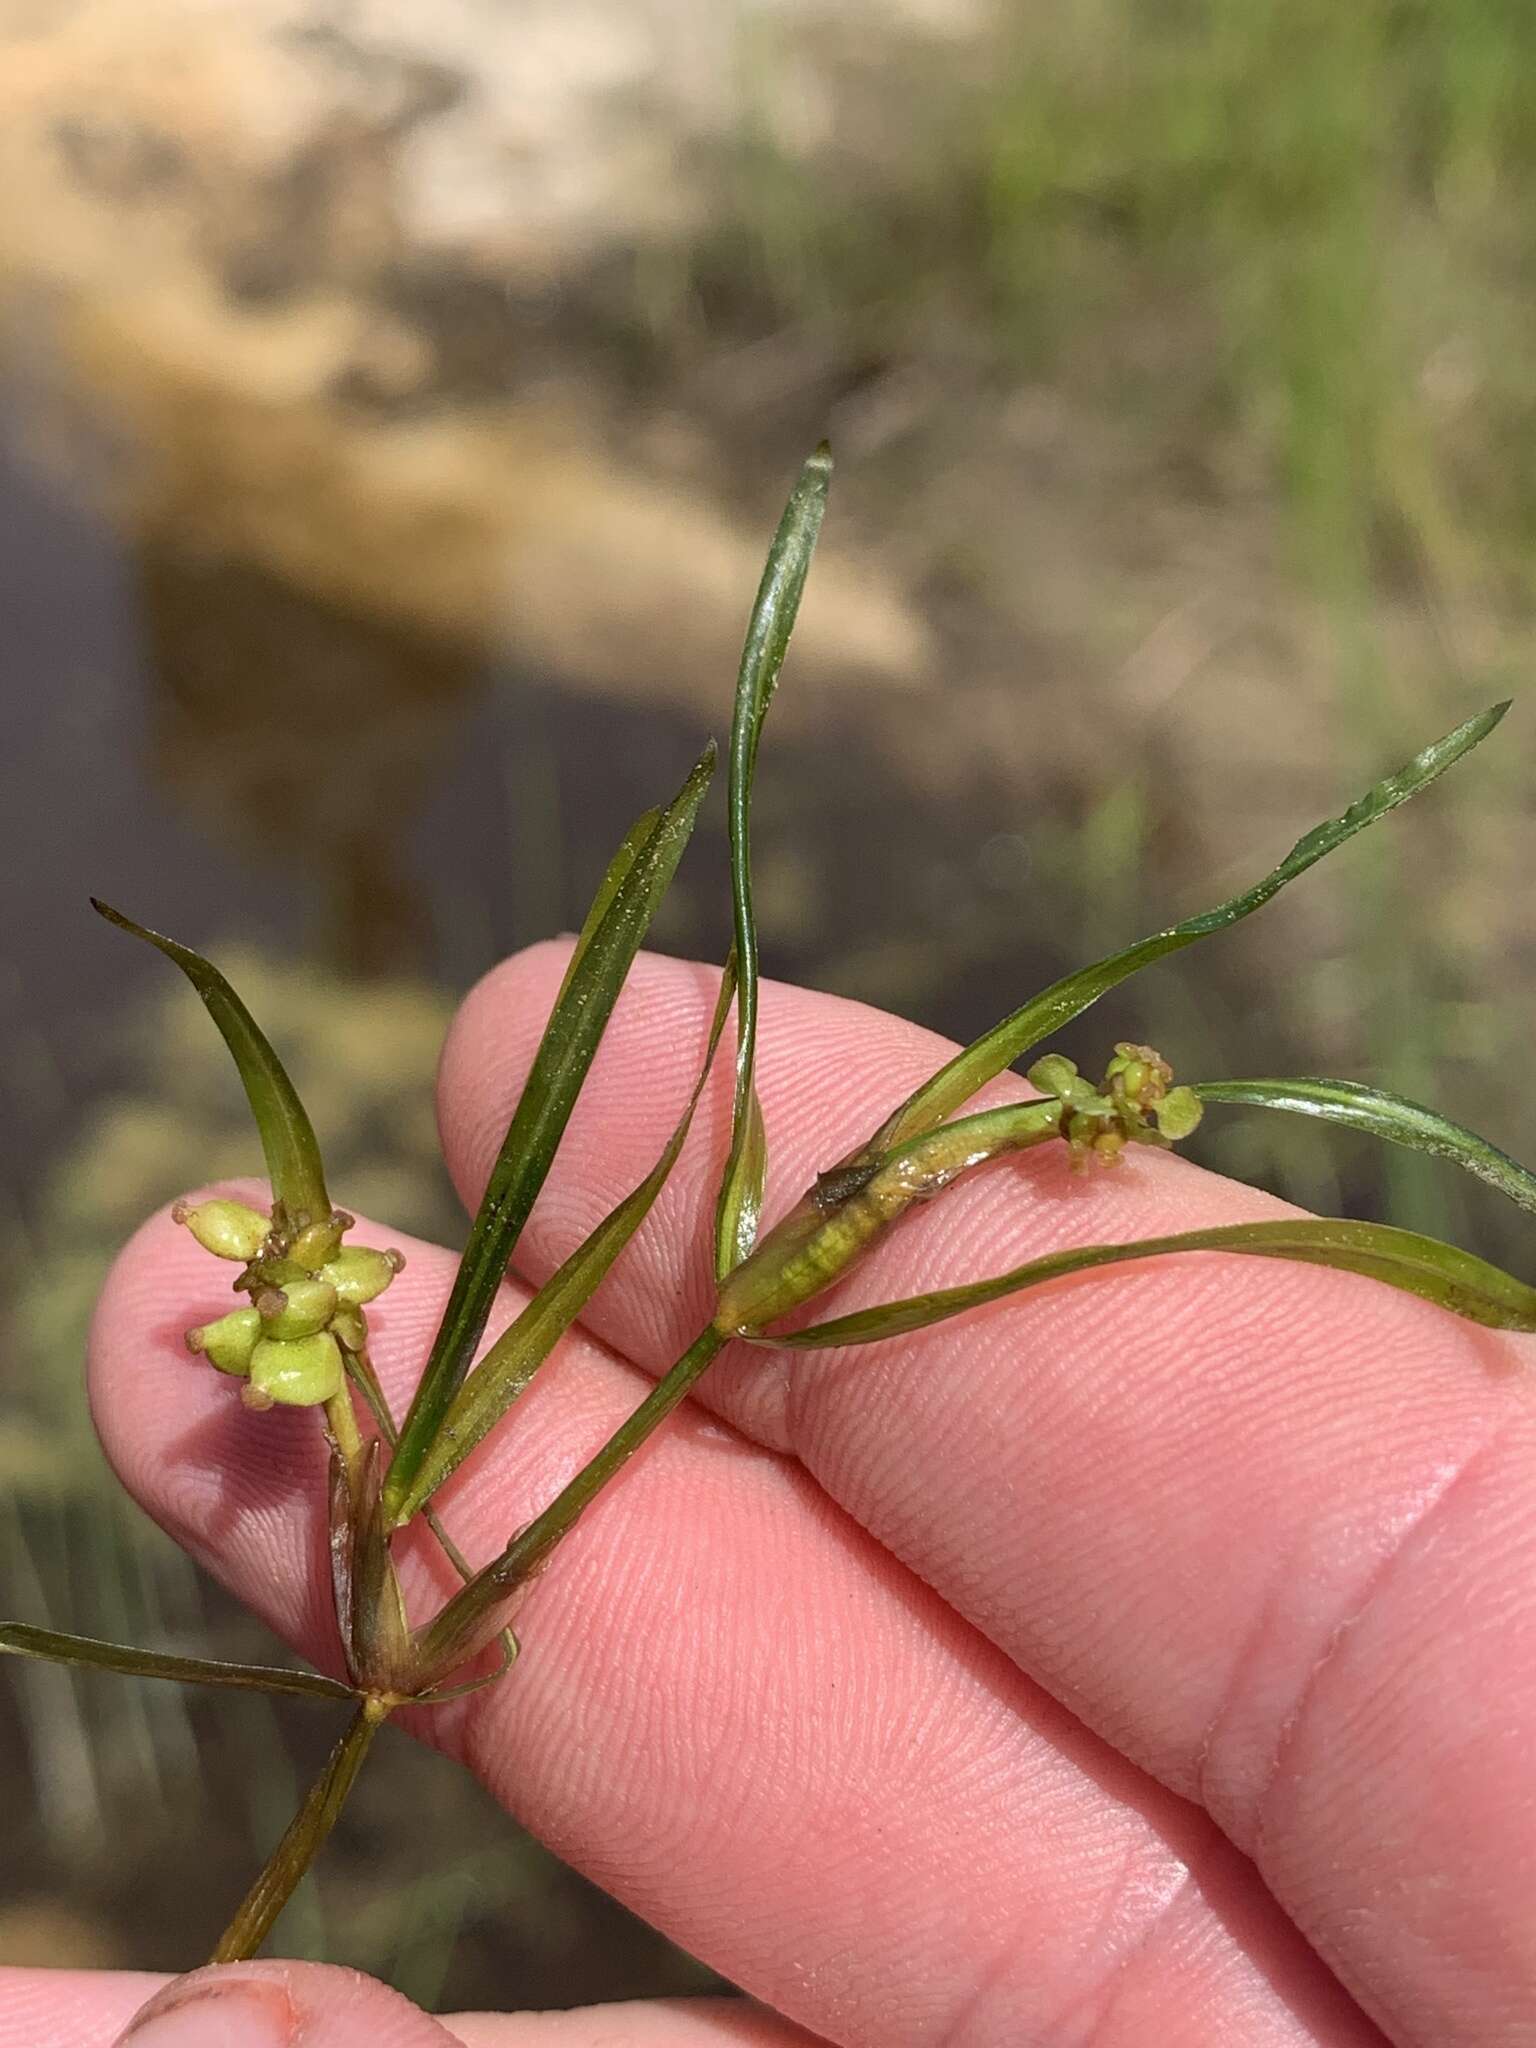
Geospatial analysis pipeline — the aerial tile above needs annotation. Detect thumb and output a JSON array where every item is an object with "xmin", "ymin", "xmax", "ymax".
[
  {"xmin": 114, "ymin": 1962, "xmax": 462, "ymax": 2047},
  {"xmin": 0, "ymin": 1966, "xmax": 819, "ymax": 2048}
]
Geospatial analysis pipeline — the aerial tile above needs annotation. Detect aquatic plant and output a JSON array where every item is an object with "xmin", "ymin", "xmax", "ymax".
[{"xmin": 4, "ymin": 445, "xmax": 1530, "ymax": 1965}]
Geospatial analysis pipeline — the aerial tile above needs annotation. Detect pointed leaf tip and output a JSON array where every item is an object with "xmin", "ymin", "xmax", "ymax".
[
  {"xmin": 866, "ymin": 699, "xmax": 1508, "ymax": 1152},
  {"xmin": 715, "ymin": 448, "xmax": 832, "ymax": 1281},
  {"xmin": 93, "ymin": 900, "xmax": 329, "ymax": 1222}
]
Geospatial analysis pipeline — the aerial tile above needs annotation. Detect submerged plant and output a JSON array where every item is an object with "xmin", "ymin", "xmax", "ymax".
[{"xmin": 5, "ymin": 444, "xmax": 1533, "ymax": 1968}]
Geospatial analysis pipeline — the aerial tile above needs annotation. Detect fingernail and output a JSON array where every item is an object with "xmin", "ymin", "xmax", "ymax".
[{"xmin": 119, "ymin": 1976, "xmax": 296, "ymax": 2047}]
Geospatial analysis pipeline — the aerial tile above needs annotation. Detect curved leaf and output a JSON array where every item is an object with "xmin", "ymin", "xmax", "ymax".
[
  {"xmin": 398, "ymin": 960, "xmax": 739, "ymax": 1523},
  {"xmin": 1194, "ymin": 1077, "xmax": 1536, "ymax": 1217},
  {"xmin": 865, "ymin": 701, "xmax": 1509, "ymax": 1156},
  {"xmin": 0, "ymin": 1623, "xmax": 354, "ymax": 1703},
  {"xmin": 759, "ymin": 1216, "xmax": 1536, "ymax": 1347},
  {"xmin": 716, "ymin": 444, "xmax": 833, "ymax": 1281},
  {"xmin": 92, "ymin": 901, "xmax": 329, "ymax": 1222},
  {"xmin": 382, "ymin": 745, "xmax": 716, "ymax": 1523}
]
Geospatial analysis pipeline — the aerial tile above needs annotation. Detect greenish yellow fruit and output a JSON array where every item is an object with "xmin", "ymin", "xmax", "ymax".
[
  {"xmin": 1156, "ymin": 1087, "xmax": 1203, "ymax": 1141},
  {"xmin": 289, "ymin": 1212, "xmax": 353, "ymax": 1271},
  {"xmin": 172, "ymin": 1198, "xmax": 270, "ymax": 1262},
  {"xmin": 322, "ymin": 1245, "xmax": 404, "ymax": 1306},
  {"xmin": 1027, "ymin": 1054, "xmax": 1080, "ymax": 1099},
  {"xmin": 248, "ymin": 1331, "xmax": 345, "ymax": 1408},
  {"xmin": 185, "ymin": 1306, "xmax": 262, "ymax": 1376},
  {"xmin": 256, "ymin": 1278, "xmax": 339, "ymax": 1339},
  {"xmin": 331, "ymin": 1305, "xmax": 367, "ymax": 1352}
]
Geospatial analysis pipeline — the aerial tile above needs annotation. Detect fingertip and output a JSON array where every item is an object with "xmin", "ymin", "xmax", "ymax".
[{"xmin": 115, "ymin": 1961, "xmax": 458, "ymax": 2046}]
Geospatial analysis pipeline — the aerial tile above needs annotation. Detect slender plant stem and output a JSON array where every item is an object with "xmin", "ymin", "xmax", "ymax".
[
  {"xmin": 506, "ymin": 1324, "xmax": 727, "ymax": 1576},
  {"xmin": 345, "ymin": 1340, "xmax": 517, "ymax": 1672},
  {"xmin": 415, "ymin": 1325, "xmax": 726, "ymax": 1681},
  {"xmin": 210, "ymin": 1700, "xmax": 384, "ymax": 1962},
  {"xmin": 324, "ymin": 1385, "xmax": 366, "ymax": 1507}
]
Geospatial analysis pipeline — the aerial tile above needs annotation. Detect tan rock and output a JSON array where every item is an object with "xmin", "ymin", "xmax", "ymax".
[{"xmin": 0, "ymin": 0, "xmax": 932, "ymax": 707}]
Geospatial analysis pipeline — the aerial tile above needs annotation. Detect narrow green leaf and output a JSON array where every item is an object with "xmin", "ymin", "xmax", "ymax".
[
  {"xmin": 0, "ymin": 1623, "xmax": 355, "ymax": 1703},
  {"xmin": 1194, "ymin": 1078, "xmax": 1536, "ymax": 1217},
  {"xmin": 715, "ymin": 444, "xmax": 833, "ymax": 1280},
  {"xmin": 412, "ymin": 1326, "xmax": 728, "ymax": 1688},
  {"xmin": 398, "ymin": 961, "xmax": 738, "ymax": 1523},
  {"xmin": 758, "ymin": 1215, "xmax": 1536, "ymax": 1348},
  {"xmin": 92, "ymin": 901, "xmax": 330, "ymax": 1222},
  {"xmin": 554, "ymin": 806, "xmax": 659, "ymax": 1005},
  {"xmin": 867, "ymin": 701, "xmax": 1510, "ymax": 1155},
  {"xmin": 210, "ymin": 1703, "xmax": 380, "ymax": 1963},
  {"xmin": 382, "ymin": 746, "xmax": 716, "ymax": 1524},
  {"xmin": 341, "ymin": 1344, "xmax": 518, "ymax": 1672}
]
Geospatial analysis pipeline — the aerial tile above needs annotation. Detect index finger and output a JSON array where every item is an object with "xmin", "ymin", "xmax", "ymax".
[{"xmin": 440, "ymin": 942, "xmax": 1536, "ymax": 2048}]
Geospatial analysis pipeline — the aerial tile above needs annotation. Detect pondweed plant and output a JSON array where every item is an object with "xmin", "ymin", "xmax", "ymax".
[{"xmin": 6, "ymin": 445, "xmax": 1536, "ymax": 1971}]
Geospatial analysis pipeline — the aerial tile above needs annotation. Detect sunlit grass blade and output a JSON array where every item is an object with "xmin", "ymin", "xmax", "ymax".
[
  {"xmin": 1194, "ymin": 1078, "xmax": 1536, "ymax": 1216},
  {"xmin": 398, "ymin": 962, "xmax": 738, "ymax": 1523},
  {"xmin": 210, "ymin": 1703, "xmax": 380, "ymax": 1963},
  {"xmin": 92, "ymin": 900, "xmax": 330, "ymax": 1223},
  {"xmin": 382, "ymin": 746, "xmax": 716, "ymax": 1524},
  {"xmin": 0, "ymin": 1623, "xmax": 355, "ymax": 1703},
  {"xmin": 865, "ymin": 702, "xmax": 1510, "ymax": 1155},
  {"xmin": 715, "ymin": 444, "xmax": 833, "ymax": 1280},
  {"xmin": 758, "ymin": 1217, "xmax": 1536, "ymax": 1347}
]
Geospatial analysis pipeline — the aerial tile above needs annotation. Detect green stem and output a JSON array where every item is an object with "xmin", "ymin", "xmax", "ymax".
[
  {"xmin": 344, "ymin": 1342, "xmax": 517, "ymax": 1674},
  {"xmin": 210, "ymin": 1700, "xmax": 383, "ymax": 1962},
  {"xmin": 324, "ymin": 1385, "xmax": 366, "ymax": 1505},
  {"xmin": 415, "ymin": 1326, "xmax": 726, "ymax": 1683}
]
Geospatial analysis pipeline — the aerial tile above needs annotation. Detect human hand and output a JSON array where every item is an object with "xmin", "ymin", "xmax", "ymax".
[{"xmin": 6, "ymin": 943, "xmax": 1535, "ymax": 2046}]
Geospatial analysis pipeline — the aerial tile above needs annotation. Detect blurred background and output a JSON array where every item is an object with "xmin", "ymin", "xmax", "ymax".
[{"xmin": 1, "ymin": 0, "xmax": 1533, "ymax": 2015}]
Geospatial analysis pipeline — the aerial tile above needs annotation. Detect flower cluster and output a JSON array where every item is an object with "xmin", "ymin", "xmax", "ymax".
[
  {"xmin": 1028, "ymin": 1043, "xmax": 1203, "ymax": 1166},
  {"xmin": 177, "ymin": 1197, "xmax": 403, "ymax": 1410}
]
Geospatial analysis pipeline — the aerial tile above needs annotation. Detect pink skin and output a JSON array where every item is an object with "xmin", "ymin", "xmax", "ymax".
[{"xmin": 5, "ymin": 941, "xmax": 1535, "ymax": 2045}]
